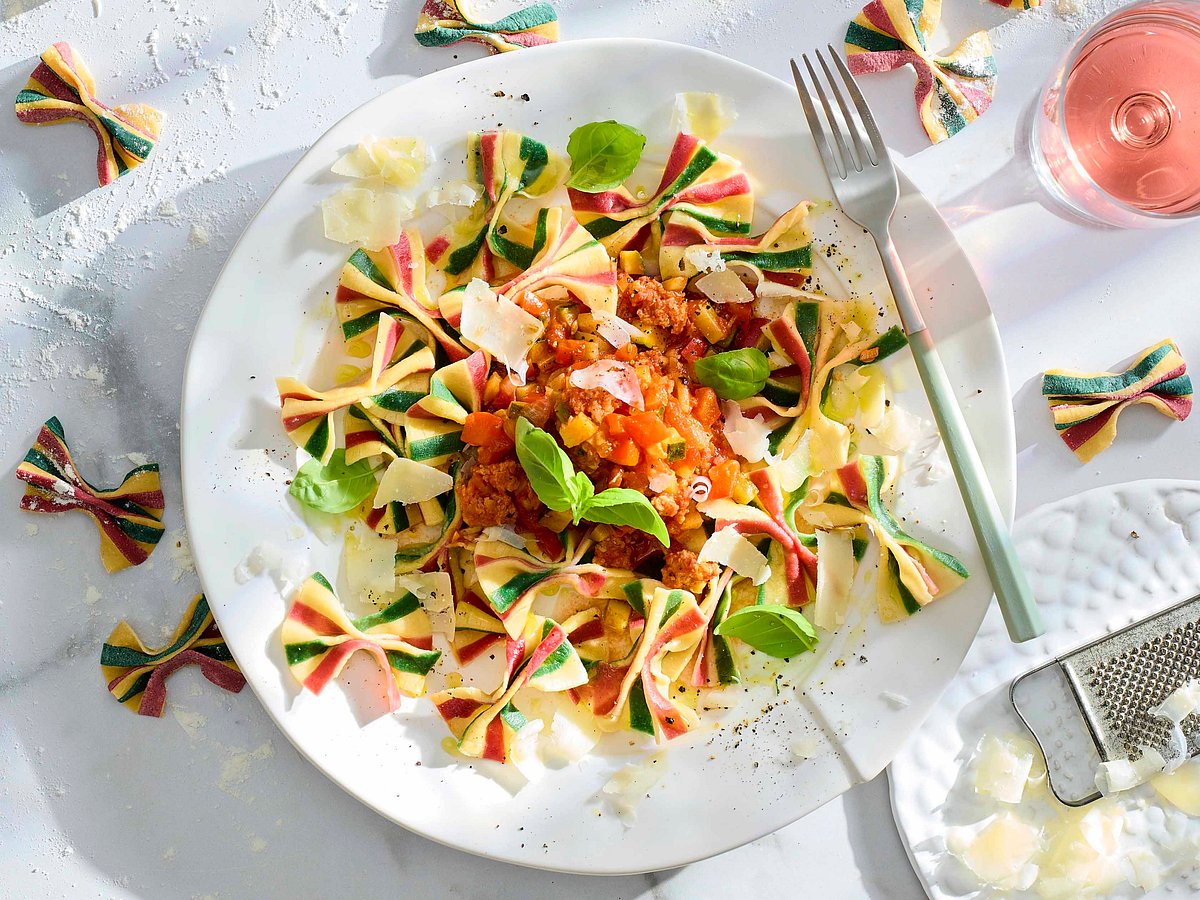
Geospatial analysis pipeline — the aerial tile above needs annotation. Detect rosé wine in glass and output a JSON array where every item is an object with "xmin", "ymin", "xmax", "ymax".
[{"xmin": 1032, "ymin": 0, "xmax": 1200, "ymax": 227}]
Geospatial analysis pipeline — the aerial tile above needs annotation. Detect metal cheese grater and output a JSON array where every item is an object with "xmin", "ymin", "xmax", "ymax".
[{"xmin": 1011, "ymin": 593, "xmax": 1200, "ymax": 806}]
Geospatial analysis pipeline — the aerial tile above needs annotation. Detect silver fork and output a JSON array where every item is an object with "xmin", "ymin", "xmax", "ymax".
[{"xmin": 791, "ymin": 47, "xmax": 1044, "ymax": 643}]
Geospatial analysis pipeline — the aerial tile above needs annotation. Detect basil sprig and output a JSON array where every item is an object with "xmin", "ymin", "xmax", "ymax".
[
  {"xmin": 289, "ymin": 449, "xmax": 377, "ymax": 514},
  {"xmin": 566, "ymin": 120, "xmax": 646, "ymax": 192},
  {"xmin": 693, "ymin": 348, "xmax": 771, "ymax": 401},
  {"xmin": 515, "ymin": 418, "xmax": 668, "ymax": 546},
  {"xmin": 714, "ymin": 604, "xmax": 818, "ymax": 658}
]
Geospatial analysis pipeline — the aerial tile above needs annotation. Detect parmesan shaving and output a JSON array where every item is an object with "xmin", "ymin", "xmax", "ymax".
[
  {"xmin": 592, "ymin": 310, "xmax": 645, "ymax": 349},
  {"xmin": 459, "ymin": 278, "xmax": 543, "ymax": 382},
  {"xmin": 331, "ymin": 137, "xmax": 429, "ymax": 187},
  {"xmin": 697, "ymin": 527, "xmax": 770, "ymax": 585},
  {"xmin": 374, "ymin": 457, "xmax": 453, "ymax": 506},
  {"xmin": 422, "ymin": 179, "xmax": 481, "ymax": 208},
  {"xmin": 721, "ymin": 401, "xmax": 772, "ymax": 463},
  {"xmin": 396, "ymin": 571, "xmax": 453, "ymax": 638},
  {"xmin": 601, "ymin": 752, "xmax": 668, "ymax": 826},
  {"xmin": 508, "ymin": 719, "xmax": 546, "ymax": 784},
  {"xmin": 774, "ymin": 432, "xmax": 811, "ymax": 493},
  {"xmin": 569, "ymin": 360, "xmax": 644, "ymax": 410},
  {"xmin": 342, "ymin": 526, "xmax": 397, "ymax": 602},
  {"xmin": 945, "ymin": 813, "xmax": 1041, "ymax": 892},
  {"xmin": 1096, "ymin": 748, "xmax": 1168, "ymax": 794},
  {"xmin": 696, "ymin": 268, "xmax": 754, "ymax": 305},
  {"xmin": 481, "ymin": 525, "xmax": 527, "ymax": 551},
  {"xmin": 320, "ymin": 188, "xmax": 414, "ymax": 251},
  {"xmin": 543, "ymin": 711, "xmax": 601, "ymax": 764},
  {"xmin": 812, "ymin": 529, "xmax": 855, "ymax": 630},
  {"xmin": 672, "ymin": 92, "xmax": 738, "ymax": 142},
  {"xmin": 973, "ymin": 734, "xmax": 1036, "ymax": 804}
]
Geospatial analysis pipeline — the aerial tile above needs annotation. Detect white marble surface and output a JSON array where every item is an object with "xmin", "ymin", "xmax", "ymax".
[{"xmin": 2, "ymin": 1, "xmax": 1198, "ymax": 898}]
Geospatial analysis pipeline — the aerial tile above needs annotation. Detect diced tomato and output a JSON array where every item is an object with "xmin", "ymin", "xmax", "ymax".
[
  {"xmin": 604, "ymin": 413, "xmax": 629, "ymax": 437},
  {"xmin": 614, "ymin": 343, "xmax": 638, "ymax": 362},
  {"xmin": 514, "ymin": 290, "xmax": 548, "ymax": 319},
  {"xmin": 735, "ymin": 317, "xmax": 767, "ymax": 350},
  {"xmin": 691, "ymin": 387, "xmax": 721, "ymax": 427},
  {"xmin": 485, "ymin": 373, "xmax": 518, "ymax": 411},
  {"xmin": 625, "ymin": 412, "xmax": 671, "ymax": 448},
  {"xmin": 606, "ymin": 437, "xmax": 640, "ymax": 467},
  {"xmin": 462, "ymin": 411, "xmax": 507, "ymax": 447},
  {"xmin": 554, "ymin": 340, "xmax": 591, "ymax": 366},
  {"xmin": 679, "ymin": 337, "xmax": 710, "ymax": 366},
  {"xmin": 725, "ymin": 301, "xmax": 754, "ymax": 328},
  {"xmin": 477, "ymin": 442, "xmax": 514, "ymax": 464},
  {"xmin": 708, "ymin": 459, "xmax": 739, "ymax": 500}
]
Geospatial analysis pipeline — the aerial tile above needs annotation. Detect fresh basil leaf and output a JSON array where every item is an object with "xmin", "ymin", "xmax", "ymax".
[
  {"xmin": 693, "ymin": 347, "xmax": 771, "ymax": 401},
  {"xmin": 568, "ymin": 471, "xmax": 595, "ymax": 511},
  {"xmin": 581, "ymin": 488, "xmax": 669, "ymax": 547},
  {"xmin": 514, "ymin": 418, "xmax": 577, "ymax": 513},
  {"xmin": 289, "ymin": 449, "xmax": 377, "ymax": 514},
  {"xmin": 714, "ymin": 604, "xmax": 818, "ymax": 658},
  {"xmin": 566, "ymin": 121, "xmax": 646, "ymax": 192}
]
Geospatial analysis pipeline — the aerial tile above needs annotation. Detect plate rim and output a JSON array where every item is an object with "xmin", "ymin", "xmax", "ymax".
[{"xmin": 181, "ymin": 36, "xmax": 1016, "ymax": 874}]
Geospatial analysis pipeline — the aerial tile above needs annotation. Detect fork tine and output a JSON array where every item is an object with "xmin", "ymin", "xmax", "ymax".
[
  {"xmin": 815, "ymin": 49, "xmax": 869, "ymax": 171},
  {"xmin": 803, "ymin": 53, "xmax": 857, "ymax": 177},
  {"xmin": 790, "ymin": 58, "xmax": 845, "ymax": 181},
  {"xmin": 827, "ymin": 43, "xmax": 886, "ymax": 167}
]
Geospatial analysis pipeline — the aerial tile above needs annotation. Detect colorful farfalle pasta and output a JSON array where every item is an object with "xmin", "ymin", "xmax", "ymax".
[
  {"xmin": 568, "ymin": 132, "xmax": 753, "ymax": 255},
  {"xmin": 101, "ymin": 594, "xmax": 245, "ymax": 716},
  {"xmin": 1042, "ymin": 338, "xmax": 1193, "ymax": 463},
  {"xmin": 414, "ymin": 0, "xmax": 559, "ymax": 55},
  {"xmin": 17, "ymin": 416, "xmax": 165, "ymax": 572},
  {"xmin": 844, "ymin": 0, "xmax": 996, "ymax": 144},
  {"xmin": 15, "ymin": 42, "xmax": 162, "ymax": 186},
  {"xmin": 282, "ymin": 573, "xmax": 441, "ymax": 710}
]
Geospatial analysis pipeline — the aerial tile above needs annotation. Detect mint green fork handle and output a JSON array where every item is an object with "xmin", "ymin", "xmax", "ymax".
[{"xmin": 877, "ymin": 236, "xmax": 1045, "ymax": 643}]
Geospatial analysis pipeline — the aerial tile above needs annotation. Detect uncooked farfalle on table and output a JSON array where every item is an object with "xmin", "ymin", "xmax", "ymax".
[
  {"xmin": 14, "ymin": 42, "xmax": 163, "ymax": 187},
  {"xmin": 844, "ymin": 0, "xmax": 997, "ymax": 144}
]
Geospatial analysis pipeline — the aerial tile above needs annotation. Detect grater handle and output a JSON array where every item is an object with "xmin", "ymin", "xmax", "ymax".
[{"xmin": 1010, "ymin": 660, "xmax": 1103, "ymax": 806}]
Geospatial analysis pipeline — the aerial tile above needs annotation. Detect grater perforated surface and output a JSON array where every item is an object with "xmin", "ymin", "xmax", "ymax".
[{"xmin": 1060, "ymin": 595, "xmax": 1200, "ymax": 764}]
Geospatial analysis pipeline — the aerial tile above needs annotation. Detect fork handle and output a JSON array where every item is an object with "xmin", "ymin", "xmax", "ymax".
[{"xmin": 876, "ymin": 236, "xmax": 1045, "ymax": 643}]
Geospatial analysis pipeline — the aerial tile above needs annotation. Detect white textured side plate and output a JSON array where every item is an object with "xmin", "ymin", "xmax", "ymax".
[
  {"xmin": 891, "ymin": 479, "xmax": 1200, "ymax": 898},
  {"xmin": 182, "ymin": 39, "xmax": 1014, "ymax": 874}
]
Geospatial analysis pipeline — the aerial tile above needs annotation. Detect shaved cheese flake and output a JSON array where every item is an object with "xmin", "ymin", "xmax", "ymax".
[
  {"xmin": 812, "ymin": 529, "xmax": 855, "ymax": 630},
  {"xmin": 481, "ymin": 525, "xmax": 527, "ymax": 550},
  {"xmin": 543, "ymin": 711, "xmax": 601, "ymax": 764},
  {"xmin": 673, "ymin": 92, "xmax": 738, "ymax": 142},
  {"xmin": 321, "ymin": 188, "xmax": 414, "ymax": 251},
  {"xmin": 1151, "ymin": 681, "xmax": 1200, "ymax": 770},
  {"xmin": 459, "ymin": 278, "xmax": 543, "ymax": 382},
  {"xmin": 423, "ymin": 179, "xmax": 481, "ymax": 208},
  {"xmin": 374, "ymin": 457, "xmax": 453, "ymax": 506},
  {"xmin": 1096, "ymin": 748, "xmax": 1167, "ymax": 794},
  {"xmin": 775, "ymin": 432, "xmax": 811, "ymax": 493},
  {"xmin": 974, "ymin": 734, "xmax": 1036, "ymax": 804},
  {"xmin": 946, "ymin": 813, "xmax": 1041, "ymax": 891},
  {"xmin": 396, "ymin": 571, "xmax": 453, "ymax": 638},
  {"xmin": 508, "ymin": 719, "xmax": 546, "ymax": 784},
  {"xmin": 592, "ymin": 310, "xmax": 645, "ymax": 349},
  {"xmin": 696, "ymin": 268, "xmax": 754, "ymax": 305},
  {"xmin": 722, "ymin": 401, "xmax": 772, "ymax": 463},
  {"xmin": 602, "ymin": 751, "xmax": 668, "ymax": 826},
  {"xmin": 698, "ymin": 527, "xmax": 770, "ymax": 585},
  {"xmin": 342, "ymin": 526, "xmax": 397, "ymax": 601},
  {"xmin": 1151, "ymin": 758, "xmax": 1200, "ymax": 815},
  {"xmin": 683, "ymin": 245, "xmax": 725, "ymax": 274},
  {"xmin": 569, "ymin": 359, "xmax": 644, "ymax": 410},
  {"xmin": 331, "ymin": 137, "xmax": 429, "ymax": 187}
]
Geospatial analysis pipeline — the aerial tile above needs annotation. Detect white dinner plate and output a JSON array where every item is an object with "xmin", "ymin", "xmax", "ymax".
[{"xmin": 181, "ymin": 38, "xmax": 1014, "ymax": 874}]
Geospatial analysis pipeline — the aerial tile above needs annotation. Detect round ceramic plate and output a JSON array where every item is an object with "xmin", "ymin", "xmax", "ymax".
[
  {"xmin": 890, "ymin": 480, "xmax": 1200, "ymax": 898},
  {"xmin": 181, "ymin": 38, "xmax": 1013, "ymax": 874}
]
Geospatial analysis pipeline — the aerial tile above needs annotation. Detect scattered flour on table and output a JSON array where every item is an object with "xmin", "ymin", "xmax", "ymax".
[{"xmin": 217, "ymin": 741, "xmax": 275, "ymax": 800}]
